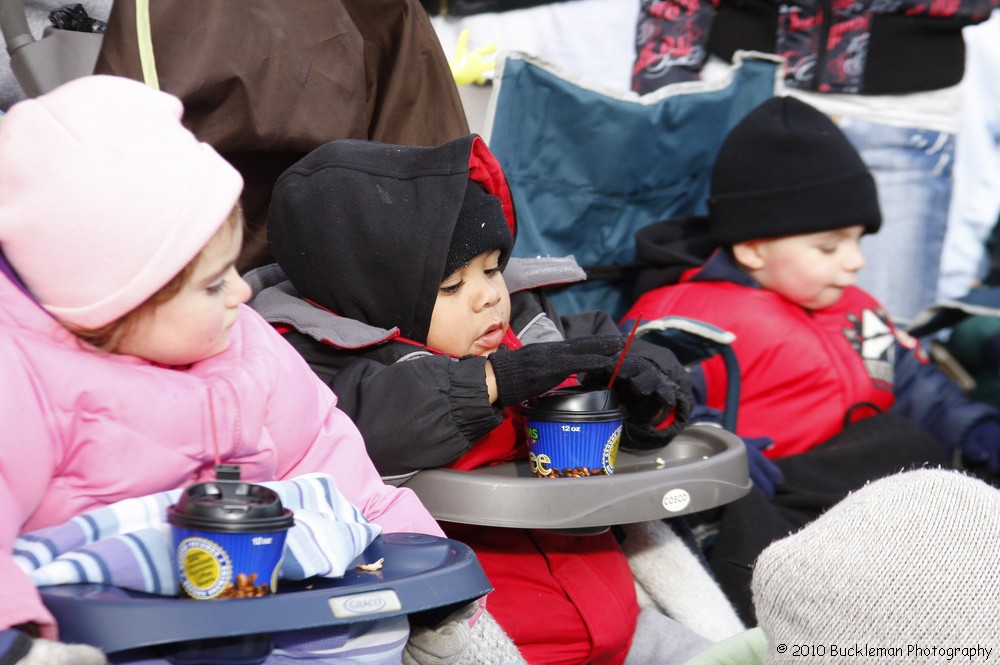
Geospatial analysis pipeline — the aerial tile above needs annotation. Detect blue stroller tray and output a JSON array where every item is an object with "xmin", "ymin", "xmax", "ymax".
[{"xmin": 40, "ymin": 533, "xmax": 491, "ymax": 655}]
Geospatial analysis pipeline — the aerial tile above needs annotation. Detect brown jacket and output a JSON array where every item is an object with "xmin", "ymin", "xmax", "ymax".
[{"xmin": 95, "ymin": 0, "xmax": 469, "ymax": 269}]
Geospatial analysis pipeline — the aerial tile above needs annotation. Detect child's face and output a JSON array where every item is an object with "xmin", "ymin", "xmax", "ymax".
[
  {"xmin": 427, "ymin": 249, "xmax": 511, "ymax": 357},
  {"xmin": 735, "ymin": 225, "xmax": 866, "ymax": 310},
  {"xmin": 117, "ymin": 223, "xmax": 251, "ymax": 366}
]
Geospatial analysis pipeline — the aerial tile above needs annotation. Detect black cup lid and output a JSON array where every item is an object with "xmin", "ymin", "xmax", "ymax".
[
  {"xmin": 167, "ymin": 481, "xmax": 294, "ymax": 533},
  {"xmin": 522, "ymin": 388, "xmax": 623, "ymax": 416}
]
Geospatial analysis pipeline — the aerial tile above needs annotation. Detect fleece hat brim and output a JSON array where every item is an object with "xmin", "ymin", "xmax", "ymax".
[
  {"xmin": 0, "ymin": 76, "xmax": 243, "ymax": 329},
  {"xmin": 708, "ymin": 96, "xmax": 882, "ymax": 245}
]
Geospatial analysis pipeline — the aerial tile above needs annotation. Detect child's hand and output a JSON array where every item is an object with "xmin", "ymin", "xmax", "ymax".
[
  {"xmin": 582, "ymin": 337, "xmax": 694, "ymax": 443},
  {"xmin": 489, "ymin": 336, "xmax": 624, "ymax": 407},
  {"xmin": 448, "ymin": 29, "xmax": 497, "ymax": 86},
  {"xmin": 602, "ymin": 355, "xmax": 681, "ymax": 423},
  {"xmin": 961, "ymin": 419, "xmax": 1000, "ymax": 477}
]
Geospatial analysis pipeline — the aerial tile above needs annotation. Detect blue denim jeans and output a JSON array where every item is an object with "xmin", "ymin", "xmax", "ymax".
[{"xmin": 836, "ymin": 116, "xmax": 955, "ymax": 325}]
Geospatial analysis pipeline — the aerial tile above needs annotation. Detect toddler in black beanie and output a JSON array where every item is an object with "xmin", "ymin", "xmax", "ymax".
[
  {"xmin": 623, "ymin": 95, "xmax": 1000, "ymax": 623},
  {"xmin": 626, "ymin": 94, "xmax": 997, "ymax": 461},
  {"xmin": 707, "ymin": 95, "xmax": 880, "ymax": 311}
]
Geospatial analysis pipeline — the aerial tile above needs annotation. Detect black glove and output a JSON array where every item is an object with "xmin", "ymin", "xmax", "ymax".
[
  {"xmin": 581, "ymin": 338, "xmax": 694, "ymax": 445},
  {"xmin": 489, "ymin": 336, "xmax": 624, "ymax": 407}
]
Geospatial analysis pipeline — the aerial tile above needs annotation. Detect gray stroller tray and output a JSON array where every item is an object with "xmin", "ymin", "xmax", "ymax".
[
  {"xmin": 402, "ymin": 424, "xmax": 750, "ymax": 529},
  {"xmin": 40, "ymin": 533, "xmax": 491, "ymax": 656}
]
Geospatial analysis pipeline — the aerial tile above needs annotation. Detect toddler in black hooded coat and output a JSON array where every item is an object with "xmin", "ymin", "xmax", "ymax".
[{"xmin": 247, "ymin": 134, "xmax": 710, "ymax": 665}]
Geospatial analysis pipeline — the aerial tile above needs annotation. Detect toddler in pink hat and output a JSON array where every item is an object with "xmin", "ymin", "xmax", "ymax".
[
  {"xmin": 0, "ymin": 76, "xmax": 446, "ymax": 663},
  {"xmin": 0, "ymin": 74, "xmax": 242, "ymax": 333}
]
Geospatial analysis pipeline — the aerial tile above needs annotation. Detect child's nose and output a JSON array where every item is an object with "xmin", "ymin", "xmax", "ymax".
[
  {"xmin": 845, "ymin": 243, "xmax": 866, "ymax": 272},
  {"xmin": 229, "ymin": 274, "xmax": 253, "ymax": 307},
  {"xmin": 475, "ymin": 278, "xmax": 501, "ymax": 311}
]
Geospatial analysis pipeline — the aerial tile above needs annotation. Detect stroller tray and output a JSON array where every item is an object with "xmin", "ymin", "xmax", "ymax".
[
  {"xmin": 402, "ymin": 424, "xmax": 750, "ymax": 529},
  {"xmin": 40, "ymin": 533, "xmax": 491, "ymax": 654}
]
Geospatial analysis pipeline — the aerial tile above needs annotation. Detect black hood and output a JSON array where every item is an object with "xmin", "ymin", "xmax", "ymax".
[
  {"xmin": 267, "ymin": 134, "xmax": 517, "ymax": 344},
  {"xmin": 632, "ymin": 215, "xmax": 717, "ymax": 298}
]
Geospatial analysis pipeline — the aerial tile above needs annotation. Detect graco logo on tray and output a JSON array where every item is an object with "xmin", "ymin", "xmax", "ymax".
[{"xmin": 329, "ymin": 590, "xmax": 402, "ymax": 618}]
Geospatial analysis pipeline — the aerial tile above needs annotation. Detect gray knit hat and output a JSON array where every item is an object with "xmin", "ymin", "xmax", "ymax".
[{"xmin": 752, "ymin": 468, "xmax": 1000, "ymax": 664}]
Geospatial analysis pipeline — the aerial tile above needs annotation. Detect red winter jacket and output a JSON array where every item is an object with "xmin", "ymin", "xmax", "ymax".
[
  {"xmin": 445, "ymin": 327, "xmax": 639, "ymax": 665},
  {"xmin": 444, "ymin": 522, "xmax": 639, "ymax": 665},
  {"xmin": 625, "ymin": 265, "xmax": 900, "ymax": 457}
]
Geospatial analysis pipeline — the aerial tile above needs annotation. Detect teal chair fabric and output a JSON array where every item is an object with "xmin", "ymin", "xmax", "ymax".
[{"xmin": 484, "ymin": 51, "xmax": 781, "ymax": 319}]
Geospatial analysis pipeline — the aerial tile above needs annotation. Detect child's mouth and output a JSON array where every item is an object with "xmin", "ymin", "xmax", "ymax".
[{"xmin": 476, "ymin": 324, "xmax": 504, "ymax": 350}]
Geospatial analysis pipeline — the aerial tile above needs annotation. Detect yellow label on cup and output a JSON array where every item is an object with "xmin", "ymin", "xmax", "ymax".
[{"xmin": 178, "ymin": 536, "xmax": 232, "ymax": 599}]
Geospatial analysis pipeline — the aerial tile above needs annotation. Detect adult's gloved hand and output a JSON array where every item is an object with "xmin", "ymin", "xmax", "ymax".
[
  {"xmin": 489, "ymin": 336, "xmax": 624, "ymax": 407},
  {"xmin": 743, "ymin": 436, "xmax": 785, "ymax": 498},
  {"xmin": 961, "ymin": 419, "xmax": 1000, "ymax": 477},
  {"xmin": 0, "ymin": 631, "xmax": 108, "ymax": 665},
  {"xmin": 402, "ymin": 600, "xmax": 478, "ymax": 665}
]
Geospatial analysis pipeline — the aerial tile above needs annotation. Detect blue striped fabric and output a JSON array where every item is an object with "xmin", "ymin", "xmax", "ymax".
[{"xmin": 14, "ymin": 473, "xmax": 382, "ymax": 596}]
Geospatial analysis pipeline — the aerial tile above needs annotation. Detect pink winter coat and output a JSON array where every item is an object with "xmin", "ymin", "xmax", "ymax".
[{"xmin": 0, "ymin": 272, "xmax": 443, "ymax": 637}]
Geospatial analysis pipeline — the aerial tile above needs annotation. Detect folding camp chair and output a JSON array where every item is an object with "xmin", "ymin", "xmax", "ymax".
[{"xmin": 481, "ymin": 50, "xmax": 781, "ymax": 320}]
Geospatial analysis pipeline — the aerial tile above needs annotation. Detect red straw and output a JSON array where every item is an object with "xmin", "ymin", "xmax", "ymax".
[{"xmin": 607, "ymin": 313, "xmax": 643, "ymax": 390}]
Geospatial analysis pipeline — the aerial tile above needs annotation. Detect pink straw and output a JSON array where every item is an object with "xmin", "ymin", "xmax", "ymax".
[{"xmin": 607, "ymin": 314, "xmax": 643, "ymax": 390}]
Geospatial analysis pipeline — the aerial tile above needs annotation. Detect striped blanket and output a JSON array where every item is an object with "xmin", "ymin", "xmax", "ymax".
[{"xmin": 15, "ymin": 473, "xmax": 382, "ymax": 596}]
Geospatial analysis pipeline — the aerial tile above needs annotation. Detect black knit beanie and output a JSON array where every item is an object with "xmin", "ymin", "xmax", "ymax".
[
  {"xmin": 708, "ymin": 96, "xmax": 882, "ymax": 245},
  {"xmin": 443, "ymin": 179, "xmax": 514, "ymax": 279}
]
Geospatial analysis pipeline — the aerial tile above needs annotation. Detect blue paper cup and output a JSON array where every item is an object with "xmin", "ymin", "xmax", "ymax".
[
  {"xmin": 522, "ymin": 388, "xmax": 624, "ymax": 478},
  {"xmin": 168, "ymin": 481, "xmax": 294, "ymax": 600}
]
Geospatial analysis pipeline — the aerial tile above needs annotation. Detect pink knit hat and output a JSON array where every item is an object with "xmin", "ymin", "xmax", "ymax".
[{"xmin": 0, "ymin": 75, "xmax": 243, "ymax": 329}]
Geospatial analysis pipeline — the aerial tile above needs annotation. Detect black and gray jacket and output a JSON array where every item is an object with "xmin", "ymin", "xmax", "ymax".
[
  {"xmin": 246, "ymin": 257, "xmax": 623, "ymax": 481},
  {"xmin": 248, "ymin": 134, "xmax": 623, "ymax": 481}
]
